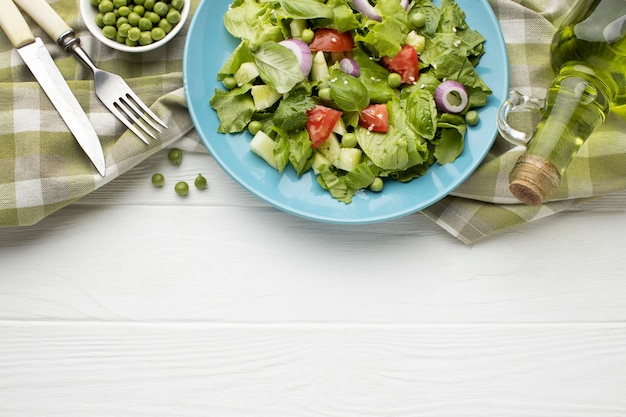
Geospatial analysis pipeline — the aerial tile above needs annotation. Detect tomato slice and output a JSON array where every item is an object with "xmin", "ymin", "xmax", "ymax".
[
  {"xmin": 306, "ymin": 105, "xmax": 343, "ymax": 147},
  {"xmin": 381, "ymin": 45, "xmax": 419, "ymax": 84},
  {"xmin": 309, "ymin": 29, "xmax": 355, "ymax": 52},
  {"xmin": 359, "ymin": 104, "xmax": 389, "ymax": 133}
]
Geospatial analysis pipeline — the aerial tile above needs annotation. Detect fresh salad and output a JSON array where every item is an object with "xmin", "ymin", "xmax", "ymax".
[{"xmin": 210, "ymin": 0, "xmax": 492, "ymax": 203}]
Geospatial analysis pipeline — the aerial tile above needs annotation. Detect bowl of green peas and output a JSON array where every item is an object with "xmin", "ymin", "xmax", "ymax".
[{"xmin": 81, "ymin": 0, "xmax": 188, "ymax": 53}]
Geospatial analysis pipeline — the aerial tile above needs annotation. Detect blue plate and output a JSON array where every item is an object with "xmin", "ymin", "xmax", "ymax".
[{"xmin": 183, "ymin": 0, "xmax": 509, "ymax": 224}]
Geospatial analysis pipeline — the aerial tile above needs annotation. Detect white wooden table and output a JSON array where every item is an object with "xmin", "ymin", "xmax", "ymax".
[{"xmin": 2, "ymin": 150, "xmax": 626, "ymax": 416}]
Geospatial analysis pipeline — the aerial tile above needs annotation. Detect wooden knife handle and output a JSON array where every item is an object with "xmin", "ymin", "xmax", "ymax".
[
  {"xmin": 13, "ymin": 0, "xmax": 74, "ymax": 42},
  {"xmin": 0, "ymin": 0, "xmax": 35, "ymax": 48}
]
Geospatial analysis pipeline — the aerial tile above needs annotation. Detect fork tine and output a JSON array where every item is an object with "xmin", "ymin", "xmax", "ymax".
[
  {"xmin": 125, "ymin": 90, "xmax": 168, "ymax": 129},
  {"xmin": 120, "ymin": 94, "xmax": 163, "ymax": 133},
  {"xmin": 108, "ymin": 103, "xmax": 150, "ymax": 144},
  {"xmin": 115, "ymin": 101, "xmax": 158, "ymax": 143}
]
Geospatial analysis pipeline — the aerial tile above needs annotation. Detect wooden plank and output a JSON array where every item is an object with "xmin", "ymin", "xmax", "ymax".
[
  {"xmin": 1, "ymin": 204, "xmax": 626, "ymax": 323},
  {"xmin": 1, "ymin": 322, "xmax": 625, "ymax": 417}
]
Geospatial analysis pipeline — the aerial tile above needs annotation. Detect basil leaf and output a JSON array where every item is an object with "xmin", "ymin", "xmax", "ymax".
[
  {"xmin": 253, "ymin": 42, "xmax": 305, "ymax": 94},
  {"xmin": 278, "ymin": 0, "xmax": 333, "ymax": 20},
  {"xmin": 329, "ymin": 68, "xmax": 369, "ymax": 112}
]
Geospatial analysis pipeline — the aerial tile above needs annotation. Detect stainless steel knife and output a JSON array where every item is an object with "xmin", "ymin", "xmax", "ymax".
[{"xmin": 0, "ymin": 0, "xmax": 106, "ymax": 177}]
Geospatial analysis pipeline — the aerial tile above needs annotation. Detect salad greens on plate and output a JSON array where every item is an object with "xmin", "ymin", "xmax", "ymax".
[{"xmin": 210, "ymin": 0, "xmax": 492, "ymax": 203}]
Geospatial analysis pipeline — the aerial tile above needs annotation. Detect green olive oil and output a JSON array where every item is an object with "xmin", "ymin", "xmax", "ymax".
[{"xmin": 509, "ymin": 0, "xmax": 626, "ymax": 205}]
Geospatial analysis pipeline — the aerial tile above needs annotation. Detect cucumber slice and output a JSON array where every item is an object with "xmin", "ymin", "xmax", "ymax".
[
  {"xmin": 332, "ymin": 117, "xmax": 347, "ymax": 136},
  {"xmin": 316, "ymin": 132, "xmax": 340, "ymax": 163},
  {"xmin": 234, "ymin": 62, "xmax": 259, "ymax": 87},
  {"xmin": 312, "ymin": 151, "xmax": 331, "ymax": 174},
  {"xmin": 251, "ymin": 85, "xmax": 282, "ymax": 111},
  {"xmin": 310, "ymin": 51, "xmax": 330, "ymax": 88},
  {"xmin": 334, "ymin": 148, "xmax": 362, "ymax": 172},
  {"xmin": 250, "ymin": 131, "xmax": 277, "ymax": 169}
]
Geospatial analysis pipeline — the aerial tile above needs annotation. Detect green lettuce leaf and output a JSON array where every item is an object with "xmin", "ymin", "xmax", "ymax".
[
  {"xmin": 434, "ymin": 122, "xmax": 466, "ymax": 164},
  {"xmin": 354, "ymin": 0, "xmax": 409, "ymax": 58},
  {"xmin": 224, "ymin": 0, "xmax": 283, "ymax": 43},
  {"xmin": 209, "ymin": 85, "xmax": 255, "ymax": 133},
  {"xmin": 356, "ymin": 99, "xmax": 428, "ymax": 171}
]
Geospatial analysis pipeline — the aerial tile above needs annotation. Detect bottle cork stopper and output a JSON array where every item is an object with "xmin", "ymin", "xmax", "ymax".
[{"xmin": 509, "ymin": 154, "xmax": 561, "ymax": 206}]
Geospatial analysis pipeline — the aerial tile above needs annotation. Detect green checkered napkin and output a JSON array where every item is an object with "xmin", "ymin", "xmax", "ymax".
[{"xmin": 1, "ymin": 1, "xmax": 625, "ymax": 245}]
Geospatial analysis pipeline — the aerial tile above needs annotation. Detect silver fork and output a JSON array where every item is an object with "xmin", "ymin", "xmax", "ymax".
[
  {"xmin": 14, "ymin": 0, "xmax": 168, "ymax": 144},
  {"xmin": 58, "ymin": 33, "xmax": 167, "ymax": 144}
]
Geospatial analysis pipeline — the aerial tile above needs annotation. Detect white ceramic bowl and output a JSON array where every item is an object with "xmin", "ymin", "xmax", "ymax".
[{"xmin": 80, "ymin": 0, "xmax": 189, "ymax": 53}]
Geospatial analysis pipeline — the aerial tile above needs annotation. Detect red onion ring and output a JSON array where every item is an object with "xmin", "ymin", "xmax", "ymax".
[
  {"xmin": 279, "ymin": 39, "xmax": 313, "ymax": 77},
  {"xmin": 434, "ymin": 80, "xmax": 469, "ymax": 114},
  {"xmin": 339, "ymin": 57, "xmax": 360, "ymax": 76},
  {"xmin": 352, "ymin": 0, "xmax": 410, "ymax": 21}
]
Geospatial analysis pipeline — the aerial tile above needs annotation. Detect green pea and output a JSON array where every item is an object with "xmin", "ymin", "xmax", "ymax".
[
  {"xmin": 95, "ymin": 13, "xmax": 105, "ymax": 28},
  {"xmin": 151, "ymin": 173, "xmax": 165, "ymax": 187},
  {"xmin": 133, "ymin": 5, "xmax": 145, "ymax": 15},
  {"xmin": 144, "ymin": 0, "xmax": 156, "ymax": 10},
  {"xmin": 145, "ymin": 11, "xmax": 161, "ymax": 24},
  {"xmin": 151, "ymin": 27, "xmax": 166, "ymax": 41},
  {"xmin": 341, "ymin": 132, "xmax": 357, "ymax": 148},
  {"xmin": 138, "ymin": 17, "xmax": 152, "ymax": 30},
  {"xmin": 369, "ymin": 177, "xmax": 384, "ymax": 192},
  {"xmin": 102, "ymin": 11, "xmax": 117, "ymax": 25},
  {"xmin": 171, "ymin": 0, "xmax": 184, "ymax": 10},
  {"xmin": 387, "ymin": 72, "xmax": 402, "ymax": 88},
  {"xmin": 102, "ymin": 25, "xmax": 117, "ymax": 39},
  {"xmin": 98, "ymin": 0, "xmax": 114, "ymax": 13},
  {"xmin": 154, "ymin": 2, "xmax": 169, "ymax": 17},
  {"xmin": 194, "ymin": 174, "xmax": 208, "ymax": 190},
  {"xmin": 127, "ymin": 26, "xmax": 141, "ymax": 41},
  {"xmin": 166, "ymin": 9, "xmax": 181, "ymax": 24},
  {"xmin": 174, "ymin": 181, "xmax": 189, "ymax": 196},
  {"xmin": 116, "ymin": 16, "xmax": 128, "ymax": 27},
  {"xmin": 411, "ymin": 12, "xmax": 426, "ymax": 28},
  {"xmin": 167, "ymin": 148, "xmax": 183, "ymax": 165},
  {"xmin": 118, "ymin": 22, "xmax": 132, "ymax": 37},
  {"xmin": 134, "ymin": 0, "xmax": 145, "ymax": 4},
  {"xmin": 158, "ymin": 18, "xmax": 173, "ymax": 33},
  {"xmin": 301, "ymin": 28, "xmax": 314, "ymax": 44},
  {"xmin": 247, "ymin": 120, "xmax": 263, "ymax": 135},
  {"xmin": 127, "ymin": 12, "xmax": 140, "ymax": 26},
  {"xmin": 113, "ymin": 0, "xmax": 127, "ymax": 7},
  {"xmin": 139, "ymin": 31, "xmax": 153, "ymax": 45},
  {"xmin": 222, "ymin": 76, "xmax": 237, "ymax": 90},
  {"xmin": 117, "ymin": 6, "xmax": 131, "ymax": 17},
  {"xmin": 465, "ymin": 110, "xmax": 480, "ymax": 126},
  {"xmin": 115, "ymin": 33, "xmax": 125, "ymax": 44}
]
